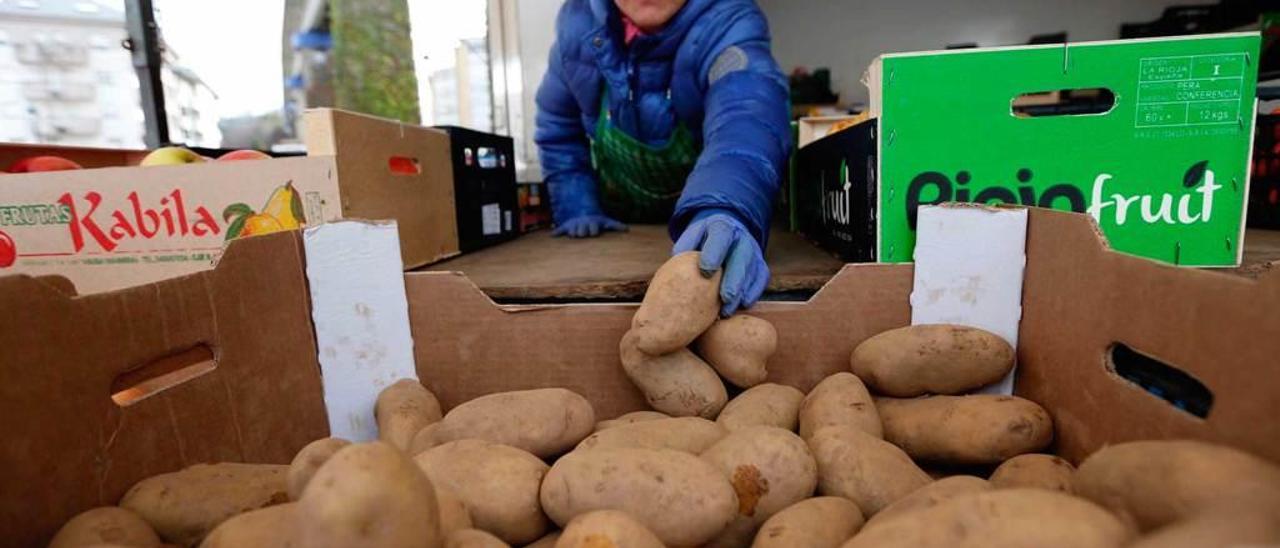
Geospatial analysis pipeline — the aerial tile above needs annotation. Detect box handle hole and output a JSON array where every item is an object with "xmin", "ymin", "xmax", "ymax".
[
  {"xmin": 111, "ymin": 344, "xmax": 217, "ymax": 407},
  {"xmin": 1012, "ymin": 87, "xmax": 1116, "ymax": 118},
  {"xmin": 388, "ymin": 156, "xmax": 421, "ymax": 175},
  {"xmin": 1107, "ymin": 343, "xmax": 1212, "ymax": 418}
]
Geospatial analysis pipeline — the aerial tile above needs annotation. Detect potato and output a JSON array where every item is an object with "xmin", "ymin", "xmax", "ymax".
[
  {"xmin": 119, "ymin": 462, "xmax": 289, "ymax": 546},
  {"xmin": 540, "ymin": 447, "xmax": 737, "ymax": 546},
  {"xmin": 863, "ymin": 475, "xmax": 990, "ymax": 528},
  {"xmin": 525, "ymin": 532, "xmax": 561, "ymax": 547},
  {"xmin": 1127, "ymin": 509, "xmax": 1280, "ymax": 548},
  {"xmin": 717, "ymin": 383, "xmax": 804, "ymax": 432},
  {"xmin": 877, "ymin": 395, "xmax": 1052, "ymax": 465},
  {"xmin": 49, "ymin": 506, "xmax": 162, "ymax": 548},
  {"xmin": 700, "ymin": 427, "xmax": 818, "ymax": 548},
  {"xmin": 555, "ymin": 510, "xmax": 664, "ymax": 548},
  {"xmin": 410, "ymin": 423, "xmax": 441, "ymax": 456},
  {"xmin": 445, "ymin": 529, "xmax": 510, "ymax": 548},
  {"xmin": 594, "ymin": 411, "xmax": 670, "ymax": 432},
  {"xmin": 630, "ymin": 252, "xmax": 721, "ymax": 355},
  {"xmin": 1074, "ymin": 439, "xmax": 1280, "ymax": 531},
  {"xmin": 845, "ymin": 488, "xmax": 1132, "ymax": 548},
  {"xmin": 695, "ymin": 315, "xmax": 777, "ymax": 388},
  {"xmin": 296, "ymin": 442, "xmax": 442, "ymax": 548},
  {"xmin": 435, "ymin": 485, "xmax": 473, "ymax": 539},
  {"xmin": 432, "ymin": 388, "xmax": 595, "ymax": 458},
  {"xmin": 576, "ymin": 417, "xmax": 725, "ymax": 453},
  {"xmin": 849, "ymin": 324, "xmax": 1013, "ymax": 397},
  {"xmin": 415, "ymin": 439, "xmax": 549, "ymax": 545},
  {"xmin": 287, "ymin": 437, "xmax": 350, "ymax": 500},
  {"xmin": 198, "ymin": 503, "xmax": 297, "ymax": 548},
  {"xmin": 620, "ymin": 329, "xmax": 727, "ymax": 418},
  {"xmin": 989, "ymin": 453, "xmax": 1074, "ymax": 493},
  {"xmin": 807, "ymin": 426, "xmax": 930, "ymax": 516},
  {"xmin": 751, "ymin": 497, "xmax": 863, "ymax": 548},
  {"xmin": 798, "ymin": 373, "xmax": 881, "ymax": 440},
  {"xmin": 376, "ymin": 379, "xmax": 444, "ymax": 451}
]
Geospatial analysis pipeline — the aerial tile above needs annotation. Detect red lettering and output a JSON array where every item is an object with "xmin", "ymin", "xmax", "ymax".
[
  {"xmin": 129, "ymin": 192, "xmax": 161, "ymax": 238},
  {"xmin": 170, "ymin": 189, "xmax": 190, "ymax": 235},
  {"xmin": 191, "ymin": 206, "xmax": 220, "ymax": 236},
  {"xmin": 58, "ymin": 191, "xmax": 116, "ymax": 252},
  {"xmin": 110, "ymin": 211, "xmax": 137, "ymax": 240}
]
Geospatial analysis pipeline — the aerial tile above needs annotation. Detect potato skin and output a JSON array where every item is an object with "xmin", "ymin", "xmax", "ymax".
[
  {"xmin": 576, "ymin": 417, "xmax": 725, "ymax": 453},
  {"xmin": 701, "ymin": 427, "xmax": 818, "ymax": 548},
  {"xmin": 620, "ymin": 329, "xmax": 727, "ymax": 418},
  {"xmin": 198, "ymin": 503, "xmax": 297, "ymax": 548},
  {"xmin": 630, "ymin": 252, "xmax": 721, "ymax": 355},
  {"xmin": 845, "ymin": 488, "xmax": 1132, "ymax": 548},
  {"xmin": 287, "ymin": 438, "xmax": 351, "ymax": 500},
  {"xmin": 297, "ymin": 442, "xmax": 442, "ymax": 548},
  {"xmin": 410, "ymin": 423, "xmax": 441, "ymax": 456},
  {"xmin": 525, "ymin": 532, "xmax": 561, "ymax": 547},
  {"xmin": 376, "ymin": 379, "xmax": 444, "ymax": 451},
  {"xmin": 717, "ymin": 383, "xmax": 804, "ymax": 432},
  {"xmin": 751, "ymin": 497, "xmax": 863, "ymax": 548},
  {"xmin": 864, "ymin": 475, "xmax": 990, "ymax": 528},
  {"xmin": 49, "ymin": 506, "xmax": 162, "ymax": 548},
  {"xmin": 119, "ymin": 462, "xmax": 290, "ymax": 546},
  {"xmin": 695, "ymin": 315, "xmax": 777, "ymax": 388},
  {"xmin": 798, "ymin": 373, "xmax": 881, "ymax": 440},
  {"xmin": 849, "ymin": 324, "xmax": 1013, "ymax": 397},
  {"xmin": 877, "ymin": 395, "xmax": 1052, "ymax": 465},
  {"xmin": 808, "ymin": 426, "xmax": 931, "ymax": 516},
  {"xmin": 445, "ymin": 529, "xmax": 510, "ymax": 548},
  {"xmin": 540, "ymin": 447, "xmax": 737, "ymax": 547},
  {"xmin": 989, "ymin": 453, "xmax": 1074, "ymax": 493},
  {"xmin": 594, "ymin": 411, "xmax": 669, "ymax": 432},
  {"xmin": 1127, "ymin": 509, "xmax": 1280, "ymax": 548},
  {"xmin": 432, "ymin": 388, "xmax": 595, "ymax": 458},
  {"xmin": 434, "ymin": 485, "xmax": 473, "ymax": 539},
  {"xmin": 415, "ymin": 439, "xmax": 549, "ymax": 545},
  {"xmin": 555, "ymin": 510, "xmax": 664, "ymax": 548},
  {"xmin": 1074, "ymin": 439, "xmax": 1280, "ymax": 531}
]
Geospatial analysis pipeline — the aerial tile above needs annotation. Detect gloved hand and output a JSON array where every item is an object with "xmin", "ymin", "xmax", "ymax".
[
  {"xmin": 672, "ymin": 209, "xmax": 769, "ymax": 316},
  {"xmin": 551, "ymin": 214, "xmax": 628, "ymax": 238}
]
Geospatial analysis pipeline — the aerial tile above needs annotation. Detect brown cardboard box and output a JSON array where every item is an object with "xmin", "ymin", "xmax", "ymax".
[
  {"xmin": 0, "ymin": 109, "xmax": 458, "ymax": 294},
  {"xmin": 1, "ymin": 208, "xmax": 1278, "ymax": 545}
]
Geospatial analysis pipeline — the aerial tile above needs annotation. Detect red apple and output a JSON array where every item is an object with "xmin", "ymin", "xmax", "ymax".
[
  {"xmin": 6, "ymin": 155, "xmax": 82, "ymax": 173},
  {"xmin": 0, "ymin": 230, "xmax": 15, "ymax": 267},
  {"xmin": 217, "ymin": 149, "xmax": 272, "ymax": 161}
]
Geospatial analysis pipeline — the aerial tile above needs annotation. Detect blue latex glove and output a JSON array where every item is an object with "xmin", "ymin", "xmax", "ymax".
[
  {"xmin": 672, "ymin": 209, "xmax": 770, "ymax": 316},
  {"xmin": 552, "ymin": 214, "xmax": 628, "ymax": 238}
]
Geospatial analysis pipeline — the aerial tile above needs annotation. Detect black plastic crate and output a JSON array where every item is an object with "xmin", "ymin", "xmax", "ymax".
[
  {"xmin": 435, "ymin": 126, "xmax": 520, "ymax": 252},
  {"xmin": 1250, "ymin": 114, "xmax": 1280, "ymax": 229}
]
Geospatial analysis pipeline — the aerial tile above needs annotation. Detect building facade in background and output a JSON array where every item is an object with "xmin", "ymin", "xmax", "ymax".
[{"xmin": 428, "ymin": 37, "xmax": 491, "ymax": 131}]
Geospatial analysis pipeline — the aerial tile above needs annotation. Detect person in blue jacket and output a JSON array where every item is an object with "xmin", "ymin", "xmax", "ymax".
[{"xmin": 535, "ymin": 0, "xmax": 791, "ymax": 316}]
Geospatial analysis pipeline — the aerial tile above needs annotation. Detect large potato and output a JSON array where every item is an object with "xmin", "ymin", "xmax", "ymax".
[
  {"xmin": 1074, "ymin": 439, "xmax": 1280, "ymax": 531},
  {"xmin": 630, "ymin": 252, "xmax": 721, "ymax": 355},
  {"xmin": 49, "ymin": 506, "xmax": 162, "ymax": 548},
  {"xmin": 297, "ymin": 442, "xmax": 442, "ymax": 548},
  {"xmin": 808, "ymin": 426, "xmax": 930, "ymax": 516},
  {"xmin": 540, "ymin": 447, "xmax": 737, "ymax": 546},
  {"xmin": 287, "ymin": 437, "xmax": 350, "ymax": 500},
  {"xmin": 718, "ymin": 383, "xmax": 804, "ymax": 432},
  {"xmin": 415, "ymin": 439, "xmax": 549, "ymax": 545},
  {"xmin": 798, "ymin": 373, "xmax": 881, "ymax": 440},
  {"xmin": 845, "ymin": 488, "xmax": 1132, "ymax": 548},
  {"xmin": 1127, "ymin": 509, "xmax": 1280, "ymax": 548},
  {"xmin": 989, "ymin": 453, "xmax": 1074, "ymax": 493},
  {"xmin": 445, "ymin": 529, "xmax": 510, "ymax": 548},
  {"xmin": 434, "ymin": 485, "xmax": 473, "ymax": 539},
  {"xmin": 594, "ymin": 410, "xmax": 670, "ymax": 432},
  {"xmin": 376, "ymin": 379, "xmax": 444, "ymax": 451},
  {"xmin": 620, "ymin": 329, "xmax": 727, "ymax": 418},
  {"xmin": 576, "ymin": 416, "xmax": 725, "ymax": 453},
  {"xmin": 877, "ymin": 395, "xmax": 1052, "ymax": 465},
  {"xmin": 555, "ymin": 510, "xmax": 664, "ymax": 548},
  {"xmin": 695, "ymin": 315, "xmax": 777, "ymax": 388},
  {"xmin": 432, "ymin": 388, "xmax": 595, "ymax": 458},
  {"xmin": 410, "ymin": 423, "xmax": 441, "ymax": 456},
  {"xmin": 701, "ymin": 427, "xmax": 818, "ymax": 548},
  {"xmin": 119, "ymin": 462, "xmax": 289, "ymax": 546},
  {"xmin": 751, "ymin": 497, "xmax": 863, "ymax": 548},
  {"xmin": 849, "ymin": 324, "xmax": 1013, "ymax": 397},
  {"xmin": 864, "ymin": 475, "xmax": 990, "ymax": 528},
  {"xmin": 198, "ymin": 503, "xmax": 297, "ymax": 548}
]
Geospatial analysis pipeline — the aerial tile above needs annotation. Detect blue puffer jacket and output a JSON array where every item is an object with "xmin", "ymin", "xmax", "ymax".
[{"xmin": 534, "ymin": 0, "xmax": 791, "ymax": 247}]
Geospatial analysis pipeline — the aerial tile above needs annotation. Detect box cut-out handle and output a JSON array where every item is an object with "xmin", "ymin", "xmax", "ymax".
[
  {"xmin": 111, "ymin": 344, "xmax": 217, "ymax": 406},
  {"xmin": 1013, "ymin": 87, "xmax": 1116, "ymax": 118},
  {"xmin": 388, "ymin": 156, "xmax": 421, "ymax": 176},
  {"xmin": 1108, "ymin": 342, "xmax": 1213, "ymax": 418}
]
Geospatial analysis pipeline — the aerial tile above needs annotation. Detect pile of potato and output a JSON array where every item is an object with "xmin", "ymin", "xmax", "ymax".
[{"xmin": 49, "ymin": 253, "xmax": 1280, "ymax": 547}]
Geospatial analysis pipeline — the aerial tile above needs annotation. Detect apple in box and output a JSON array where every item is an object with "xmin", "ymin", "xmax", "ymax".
[{"xmin": 5, "ymin": 156, "xmax": 82, "ymax": 173}]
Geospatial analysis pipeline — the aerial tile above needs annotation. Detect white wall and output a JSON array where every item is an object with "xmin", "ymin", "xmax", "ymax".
[
  {"xmin": 758, "ymin": 0, "xmax": 1181, "ymax": 106},
  {"xmin": 515, "ymin": 0, "xmax": 562, "ymax": 180}
]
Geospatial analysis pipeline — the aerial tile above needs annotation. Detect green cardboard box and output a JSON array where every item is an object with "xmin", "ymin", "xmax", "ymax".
[{"xmin": 866, "ymin": 32, "xmax": 1260, "ymax": 266}]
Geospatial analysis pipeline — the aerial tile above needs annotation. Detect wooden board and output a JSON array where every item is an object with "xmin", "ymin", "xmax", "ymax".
[{"xmin": 422, "ymin": 225, "xmax": 844, "ymax": 300}]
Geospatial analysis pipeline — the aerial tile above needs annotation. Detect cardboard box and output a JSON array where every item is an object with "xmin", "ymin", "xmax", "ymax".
[
  {"xmin": 434, "ymin": 126, "xmax": 520, "ymax": 251},
  {"xmin": 0, "ymin": 108, "xmax": 459, "ymax": 294},
  {"xmin": 794, "ymin": 119, "xmax": 878, "ymax": 261},
  {"xmin": 863, "ymin": 32, "xmax": 1260, "ymax": 265},
  {"xmin": 3, "ymin": 208, "xmax": 1279, "ymax": 545}
]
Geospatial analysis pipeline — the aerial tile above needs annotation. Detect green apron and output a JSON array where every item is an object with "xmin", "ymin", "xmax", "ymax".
[{"xmin": 590, "ymin": 89, "xmax": 700, "ymax": 223}]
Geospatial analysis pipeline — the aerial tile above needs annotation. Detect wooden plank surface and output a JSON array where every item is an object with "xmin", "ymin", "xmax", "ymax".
[{"xmin": 422, "ymin": 225, "xmax": 844, "ymax": 300}]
